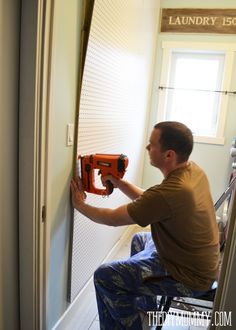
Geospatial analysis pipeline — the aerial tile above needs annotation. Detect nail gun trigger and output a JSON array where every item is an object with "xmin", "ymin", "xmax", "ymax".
[{"xmin": 106, "ymin": 180, "xmax": 114, "ymax": 195}]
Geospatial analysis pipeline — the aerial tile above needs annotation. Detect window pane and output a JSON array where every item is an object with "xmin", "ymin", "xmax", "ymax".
[{"xmin": 165, "ymin": 51, "xmax": 225, "ymax": 137}]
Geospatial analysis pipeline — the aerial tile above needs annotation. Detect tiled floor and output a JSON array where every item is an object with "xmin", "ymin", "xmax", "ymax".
[{"xmin": 73, "ymin": 225, "xmax": 210, "ymax": 330}]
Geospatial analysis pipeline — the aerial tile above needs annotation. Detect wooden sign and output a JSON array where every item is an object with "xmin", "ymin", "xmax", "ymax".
[{"xmin": 161, "ymin": 8, "xmax": 236, "ymax": 34}]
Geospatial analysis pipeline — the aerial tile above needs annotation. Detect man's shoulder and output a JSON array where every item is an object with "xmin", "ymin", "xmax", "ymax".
[
  {"xmin": 189, "ymin": 161, "xmax": 205, "ymax": 174},
  {"xmin": 167, "ymin": 161, "xmax": 206, "ymax": 184},
  {"xmin": 145, "ymin": 161, "xmax": 207, "ymax": 196}
]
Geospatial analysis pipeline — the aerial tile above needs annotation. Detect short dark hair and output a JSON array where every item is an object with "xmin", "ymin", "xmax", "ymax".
[{"xmin": 154, "ymin": 121, "xmax": 193, "ymax": 162}]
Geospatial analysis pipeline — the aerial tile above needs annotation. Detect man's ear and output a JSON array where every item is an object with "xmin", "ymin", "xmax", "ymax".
[{"xmin": 165, "ymin": 149, "xmax": 176, "ymax": 160}]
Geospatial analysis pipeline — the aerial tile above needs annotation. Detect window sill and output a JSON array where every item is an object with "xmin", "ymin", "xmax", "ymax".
[{"xmin": 194, "ymin": 135, "xmax": 225, "ymax": 145}]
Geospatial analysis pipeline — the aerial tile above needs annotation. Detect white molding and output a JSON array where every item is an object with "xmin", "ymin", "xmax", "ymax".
[
  {"xmin": 19, "ymin": 1, "xmax": 55, "ymax": 329},
  {"xmin": 216, "ymin": 50, "xmax": 234, "ymax": 141},
  {"xmin": 19, "ymin": 1, "xmax": 52, "ymax": 329},
  {"xmin": 39, "ymin": 1, "xmax": 55, "ymax": 329},
  {"xmin": 162, "ymin": 41, "xmax": 236, "ymax": 51},
  {"xmin": 157, "ymin": 47, "xmax": 171, "ymax": 123},
  {"xmin": 193, "ymin": 135, "xmax": 225, "ymax": 146}
]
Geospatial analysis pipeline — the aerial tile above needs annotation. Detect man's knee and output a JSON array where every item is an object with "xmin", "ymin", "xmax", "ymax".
[
  {"xmin": 94, "ymin": 263, "xmax": 111, "ymax": 285},
  {"xmin": 131, "ymin": 232, "xmax": 144, "ymax": 246},
  {"xmin": 131, "ymin": 232, "xmax": 149, "ymax": 252},
  {"xmin": 131, "ymin": 232, "xmax": 141, "ymax": 242}
]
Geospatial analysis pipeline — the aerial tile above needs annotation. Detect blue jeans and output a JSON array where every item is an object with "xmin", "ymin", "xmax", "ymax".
[{"xmin": 94, "ymin": 232, "xmax": 205, "ymax": 330}]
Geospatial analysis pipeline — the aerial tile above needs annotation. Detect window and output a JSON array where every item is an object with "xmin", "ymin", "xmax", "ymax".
[{"xmin": 157, "ymin": 42, "xmax": 236, "ymax": 145}]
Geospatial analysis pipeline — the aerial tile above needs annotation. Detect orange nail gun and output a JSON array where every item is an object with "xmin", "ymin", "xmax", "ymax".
[{"xmin": 79, "ymin": 154, "xmax": 129, "ymax": 195}]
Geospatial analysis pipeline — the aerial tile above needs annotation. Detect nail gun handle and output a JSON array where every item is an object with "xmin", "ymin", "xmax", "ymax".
[
  {"xmin": 104, "ymin": 180, "xmax": 114, "ymax": 195},
  {"xmin": 81, "ymin": 164, "xmax": 114, "ymax": 195}
]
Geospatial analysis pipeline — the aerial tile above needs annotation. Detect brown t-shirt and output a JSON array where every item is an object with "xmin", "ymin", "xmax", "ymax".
[{"xmin": 127, "ymin": 162, "xmax": 220, "ymax": 291}]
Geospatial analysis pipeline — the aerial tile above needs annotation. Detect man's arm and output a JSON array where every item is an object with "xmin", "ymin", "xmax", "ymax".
[
  {"xmin": 102, "ymin": 175, "xmax": 144, "ymax": 200},
  {"xmin": 70, "ymin": 178, "xmax": 135, "ymax": 226}
]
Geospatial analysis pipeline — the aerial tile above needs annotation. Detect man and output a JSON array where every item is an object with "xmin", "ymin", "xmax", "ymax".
[{"xmin": 70, "ymin": 121, "xmax": 220, "ymax": 330}]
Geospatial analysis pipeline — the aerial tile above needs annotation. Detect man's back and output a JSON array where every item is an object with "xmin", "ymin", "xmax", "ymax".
[{"xmin": 128, "ymin": 162, "xmax": 220, "ymax": 291}]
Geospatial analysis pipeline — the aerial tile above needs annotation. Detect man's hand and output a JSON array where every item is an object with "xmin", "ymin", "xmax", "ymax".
[
  {"xmin": 102, "ymin": 175, "xmax": 144, "ymax": 200},
  {"xmin": 70, "ymin": 176, "xmax": 87, "ymax": 210},
  {"xmin": 70, "ymin": 176, "xmax": 135, "ymax": 226},
  {"xmin": 101, "ymin": 175, "xmax": 120, "ymax": 188}
]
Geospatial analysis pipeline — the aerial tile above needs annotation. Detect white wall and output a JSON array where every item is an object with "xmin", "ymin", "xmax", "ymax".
[
  {"xmin": 46, "ymin": 1, "xmax": 83, "ymax": 328},
  {"xmin": 0, "ymin": 0, "xmax": 20, "ymax": 329}
]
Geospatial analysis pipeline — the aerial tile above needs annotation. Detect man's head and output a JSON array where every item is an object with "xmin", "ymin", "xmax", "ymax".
[
  {"xmin": 146, "ymin": 121, "xmax": 193, "ymax": 173},
  {"xmin": 154, "ymin": 121, "xmax": 193, "ymax": 162}
]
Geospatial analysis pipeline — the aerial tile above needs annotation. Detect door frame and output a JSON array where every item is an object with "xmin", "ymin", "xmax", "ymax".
[{"xmin": 19, "ymin": 0, "xmax": 54, "ymax": 329}]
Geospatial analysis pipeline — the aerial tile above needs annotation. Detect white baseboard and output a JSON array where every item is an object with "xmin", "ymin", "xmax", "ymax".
[{"xmin": 52, "ymin": 225, "xmax": 138, "ymax": 330}]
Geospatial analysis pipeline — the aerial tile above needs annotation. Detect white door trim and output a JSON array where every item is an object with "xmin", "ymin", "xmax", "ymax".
[{"xmin": 19, "ymin": 1, "xmax": 54, "ymax": 329}]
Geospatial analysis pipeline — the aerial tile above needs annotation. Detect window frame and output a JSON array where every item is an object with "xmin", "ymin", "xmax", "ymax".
[{"xmin": 157, "ymin": 41, "xmax": 236, "ymax": 145}]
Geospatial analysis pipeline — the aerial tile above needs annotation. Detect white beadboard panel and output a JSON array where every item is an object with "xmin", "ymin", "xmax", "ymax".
[{"xmin": 69, "ymin": 0, "xmax": 159, "ymax": 301}]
